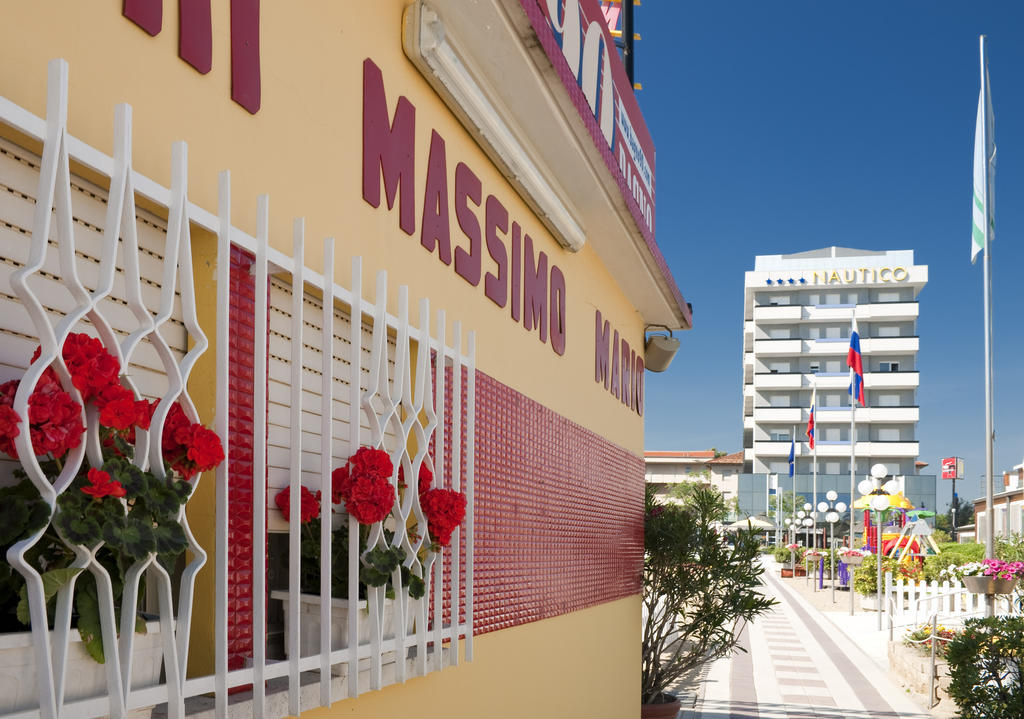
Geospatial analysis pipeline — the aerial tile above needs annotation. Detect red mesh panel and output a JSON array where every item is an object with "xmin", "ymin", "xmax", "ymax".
[
  {"xmin": 471, "ymin": 372, "xmax": 644, "ymax": 634},
  {"xmin": 227, "ymin": 245, "xmax": 256, "ymax": 668}
]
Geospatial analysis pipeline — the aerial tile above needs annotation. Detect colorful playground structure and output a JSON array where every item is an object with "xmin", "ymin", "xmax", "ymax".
[{"xmin": 856, "ymin": 491, "xmax": 942, "ymax": 561}]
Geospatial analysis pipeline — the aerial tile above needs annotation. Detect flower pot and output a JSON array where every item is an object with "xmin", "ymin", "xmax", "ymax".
[
  {"xmin": 0, "ymin": 618, "xmax": 164, "ymax": 716},
  {"xmin": 963, "ymin": 576, "xmax": 993, "ymax": 594},
  {"xmin": 993, "ymin": 577, "xmax": 1019, "ymax": 594},
  {"xmin": 271, "ymin": 591, "xmax": 414, "ymax": 670},
  {"xmin": 841, "ymin": 554, "xmax": 864, "ymax": 566},
  {"xmin": 641, "ymin": 693, "xmax": 681, "ymax": 719}
]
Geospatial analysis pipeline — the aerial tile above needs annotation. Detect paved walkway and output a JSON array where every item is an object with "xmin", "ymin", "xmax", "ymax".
[{"xmin": 685, "ymin": 566, "xmax": 933, "ymax": 719}]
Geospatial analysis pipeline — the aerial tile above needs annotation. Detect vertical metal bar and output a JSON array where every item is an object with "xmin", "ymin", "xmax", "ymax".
[
  {"xmin": 346, "ymin": 256, "xmax": 362, "ymax": 697},
  {"xmin": 433, "ymin": 311, "xmax": 446, "ymax": 671},
  {"xmin": 980, "ymin": 35, "xmax": 995, "ymax": 620},
  {"xmin": 320, "ymin": 238, "xmax": 335, "ymax": 705},
  {"xmin": 214, "ymin": 171, "xmax": 231, "ymax": 718},
  {"xmin": 929, "ymin": 614, "xmax": 937, "ymax": 707},
  {"xmin": 287, "ymin": 220, "xmax": 304, "ymax": 717},
  {"xmin": 449, "ymin": 322, "xmax": 462, "ymax": 664},
  {"xmin": 465, "ymin": 331, "xmax": 475, "ymax": 661},
  {"xmin": 392, "ymin": 285, "xmax": 409, "ymax": 686},
  {"xmin": 252, "ymin": 195, "xmax": 269, "ymax": 718}
]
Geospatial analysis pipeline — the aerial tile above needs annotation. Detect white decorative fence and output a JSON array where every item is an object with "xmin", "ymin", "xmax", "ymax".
[
  {"xmin": 884, "ymin": 573, "xmax": 1022, "ymax": 627},
  {"xmin": 0, "ymin": 59, "xmax": 474, "ymax": 719}
]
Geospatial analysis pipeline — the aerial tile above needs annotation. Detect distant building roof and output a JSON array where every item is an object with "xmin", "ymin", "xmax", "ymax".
[
  {"xmin": 708, "ymin": 451, "xmax": 744, "ymax": 465},
  {"xmin": 645, "ymin": 451, "xmax": 715, "ymax": 459}
]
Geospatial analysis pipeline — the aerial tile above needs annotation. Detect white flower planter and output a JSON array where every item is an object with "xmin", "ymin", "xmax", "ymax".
[
  {"xmin": 0, "ymin": 619, "xmax": 164, "ymax": 716},
  {"xmin": 271, "ymin": 591, "xmax": 414, "ymax": 665}
]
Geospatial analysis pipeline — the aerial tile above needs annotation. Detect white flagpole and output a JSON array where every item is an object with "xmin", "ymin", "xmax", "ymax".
[{"xmin": 979, "ymin": 36, "xmax": 996, "ymax": 619}]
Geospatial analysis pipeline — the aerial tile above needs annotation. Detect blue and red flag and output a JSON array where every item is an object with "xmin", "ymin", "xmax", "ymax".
[
  {"xmin": 847, "ymin": 319, "xmax": 865, "ymax": 406},
  {"xmin": 806, "ymin": 386, "xmax": 816, "ymax": 449}
]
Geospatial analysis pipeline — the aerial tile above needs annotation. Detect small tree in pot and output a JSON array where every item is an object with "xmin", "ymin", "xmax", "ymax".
[{"xmin": 642, "ymin": 485, "xmax": 776, "ymax": 711}]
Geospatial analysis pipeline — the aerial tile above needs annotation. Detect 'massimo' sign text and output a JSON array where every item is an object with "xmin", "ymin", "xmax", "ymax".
[{"xmin": 362, "ymin": 59, "xmax": 567, "ymax": 355}]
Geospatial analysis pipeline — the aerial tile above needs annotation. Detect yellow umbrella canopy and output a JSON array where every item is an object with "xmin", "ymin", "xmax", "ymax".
[{"xmin": 852, "ymin": 492, "xmax": 914, "ymax": 510}]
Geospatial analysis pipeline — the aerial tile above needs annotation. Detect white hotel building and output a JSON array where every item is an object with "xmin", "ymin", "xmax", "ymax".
[{"xmin": 743, "ymin": 247, "xmax": 927, "ymax": 478}]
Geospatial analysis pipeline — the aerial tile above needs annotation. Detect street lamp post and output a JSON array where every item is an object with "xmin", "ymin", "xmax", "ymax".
[
  {"xmin": 817, "ymin": 489, "xmax": 847, "ymax": 604},
  {"xmin": 871, "ymin": 492, "xmax": 892, "ymax": 631}
]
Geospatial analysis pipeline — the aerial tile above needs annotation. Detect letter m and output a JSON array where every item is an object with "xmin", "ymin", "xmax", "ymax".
[
  {"xmin": 595, "ymin": 310, "xmax": 610, "ymax": 389},
  {"xmin": 362, "ymin": 59, "xmax": 416, "ymax": 235}
]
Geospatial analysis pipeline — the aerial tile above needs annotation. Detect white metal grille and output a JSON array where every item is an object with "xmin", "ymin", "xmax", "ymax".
[{"xmin": 0, "ymin": 59, "xmax": 475, "ymax": 719}]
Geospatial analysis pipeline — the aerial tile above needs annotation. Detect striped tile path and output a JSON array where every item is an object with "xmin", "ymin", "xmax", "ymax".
[{"xmin": 690, "ymin": 569, "xmax": 933, "ymax": 719}]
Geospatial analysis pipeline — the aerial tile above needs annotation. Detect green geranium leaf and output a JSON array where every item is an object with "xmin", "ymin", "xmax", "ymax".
[
  {"xmin": 53, "ymin": 512, "xmax": 102, "ymax": 547},
  {"xmin": 15, "ymin": 567, "xmax": 82, "ymax": 626},
  {"xmin": 0, "ymin": 495, "xmax": 49, "ymax": 545},
  {"xmin": 408, "ymin": 573, "xmax": 425, "ymax": 600},
  {"xmin": 169, "ymin": 478, "xmax": 192, "ymax": 505},
  {"xmin": 135, "ymin": 614, "xmax": 148, "ymax": 635},
  {"xmin": 143, "ymin": 480, "xmax": 182, "ymax": 516},
  {"xmin": 108, "ymin": 517, "xmax": 155, "ymax": 560},
  {"xmin": 111, "ymin": 461, "xmax": 148, "ymax": 498},
  {"xmin": 153, "ymin": 521, "xmax": 188, "ymax": 556}
]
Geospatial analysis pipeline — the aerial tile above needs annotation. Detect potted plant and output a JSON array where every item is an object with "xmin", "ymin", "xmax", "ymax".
[
  {"xmin": 0, "ymin": 333, "xmax": 224, "ymax": 713},
  {"xmin": 838, "ymin": 547, "xmax": 866, "ymax": 566},
  {"xmin": 959, "ymin": 559, "xmax": 1024, "ymax": 594},
  {"xmin": 271, "ymin": 448, "xmax": 466, "ymax": 659},
  {"xmin": 641, "ymin": 485, "xmax": 775, "ymax": 717}
]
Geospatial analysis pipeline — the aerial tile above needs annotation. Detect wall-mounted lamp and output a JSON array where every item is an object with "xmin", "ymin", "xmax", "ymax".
[
  {"xmin": 402, "ymin": 1, "xmax": 586, "ymax": 252},
  {"xmin": 644, "ymin": 324, "xmax": 680, "ymax": 373}
]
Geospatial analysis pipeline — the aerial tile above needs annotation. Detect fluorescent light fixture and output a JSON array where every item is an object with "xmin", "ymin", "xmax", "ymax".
[{"xmin": 403, "ymin": 1, "xmax": 586, "ymax": 252}]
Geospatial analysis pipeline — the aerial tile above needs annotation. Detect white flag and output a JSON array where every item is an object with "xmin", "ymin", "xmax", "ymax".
[{"xmin": 972, "ymin": 36, "xmax": 995, "ymax": 264}]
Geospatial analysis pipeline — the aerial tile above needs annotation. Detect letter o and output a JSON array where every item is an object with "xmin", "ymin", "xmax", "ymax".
[{"xmin": 892, "ymin": 267, "xmax": 909, "ymax": 282}]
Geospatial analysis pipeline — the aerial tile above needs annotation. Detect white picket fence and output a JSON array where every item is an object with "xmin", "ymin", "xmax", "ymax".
[
  {"xmin": 0, "ymin": 58, "xmax": 475, "ymax": 719},
  {"xmin": 884, "ymin": 573, "xmax": 1022, "ymax": 627}
]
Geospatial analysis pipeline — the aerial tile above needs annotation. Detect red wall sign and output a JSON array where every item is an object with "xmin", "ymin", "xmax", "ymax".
[{"xmin": 520, "ymin": 0, "xmax": 656, "ymax": 242}]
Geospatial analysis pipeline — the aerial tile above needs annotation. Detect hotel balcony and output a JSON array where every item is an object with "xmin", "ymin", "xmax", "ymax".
[
  {"xmin": 753, "ymin": 372, "xmax": 804, "ymax": 389},
  {"xmin": 814, "ymin": 406, "xmax": 920, "ymax": 423},
  {"xmin": 863, "ymin": 336, "xmax": 919, "ymax": 354},
  {"xmin": 805, "ymin": 336, "xmax": 919, "ymax": 356},
  {"xmin": 866, "ymin": 371, "xmax": 920, "ymax": 389},
  {"xmin": 753, "ymin": 338, "xmax": 803, "ymax": 356},
  {"xmin": 752, "ymin": 406, "xmax": 803, "ymax": 423},
  {"xmin": 752, "ymin": 305, "xmax": 803, "ymax": 322},
  {"xmin": 753, "ymin": 440, "xmax": 919, "ymax": 458},
  {"xmin": 859, "ymin": 301, "xmax": 919, "ymax": 321},
  {"xmin": 808, "ymin": 371, "xmax": 918, "ymax": 390}
]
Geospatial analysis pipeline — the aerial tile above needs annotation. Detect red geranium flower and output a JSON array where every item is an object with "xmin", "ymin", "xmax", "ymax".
[
  {"xmin": 420, "ymin": 488, "xmax": 466, "ymax": 547},
  {"xmin": 81, "ymin": 467, "xmax": 126, "ymax": 499},
  {"xmin": 98, "ymin": 388, "xmax": 140, "ymax": 430},
  {"xmin": 333, "ymin": 447, "xmax": 395, "ymax": 524},
  {"xmin": 344, "ymin": 474, "xmax": 395, "ymax": 525},
  {"xmin": 348, "ymin": 446, "xmax": 393, "ymax": 482},
  {"xmin": 331, "ymin": 465, "xmax": 351, "ymax": 505},
  {"xmin": 274, "ymin": 485, "xmax": 321, "ymax": 524},
  {"xmin": 0, "ymin": 375, "xmax": 84, "ymax": 460},
  {"xmin": 32, "ymin": 333, "xmax": 120, "ymax": 403},
  {"xmin": 185, "ymin": 425, "xmax": 225, "ymax": 472}
]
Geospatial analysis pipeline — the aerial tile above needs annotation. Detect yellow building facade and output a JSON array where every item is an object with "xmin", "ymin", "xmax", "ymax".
[{"xmin": 0, "ymin": 1, "xmax": 689, "ymax": 717}]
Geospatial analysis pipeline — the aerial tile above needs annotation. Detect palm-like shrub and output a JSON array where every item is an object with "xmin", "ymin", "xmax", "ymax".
[{"xmin": 641, "ymin": 485, "xmax": 776, "ymax": 704}]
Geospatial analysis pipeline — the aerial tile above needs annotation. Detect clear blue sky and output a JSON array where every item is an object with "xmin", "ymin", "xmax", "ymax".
[{"xmin": 637, "ymin": 1, "xmax": 1024, "ymax": 514}]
